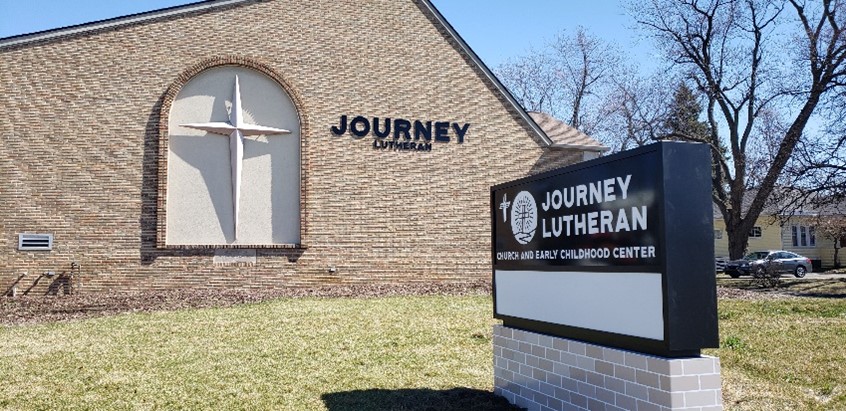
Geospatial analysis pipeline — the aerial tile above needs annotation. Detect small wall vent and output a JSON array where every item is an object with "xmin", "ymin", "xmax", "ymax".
[{"xmin": 18, "ymin": 233, "xmax": 53, "ymax": 251}]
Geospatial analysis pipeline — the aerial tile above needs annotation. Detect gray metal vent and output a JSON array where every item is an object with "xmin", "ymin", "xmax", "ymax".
[{"xmin": 18, "ymin": 233, "xmax": 53, "ymax": 251}]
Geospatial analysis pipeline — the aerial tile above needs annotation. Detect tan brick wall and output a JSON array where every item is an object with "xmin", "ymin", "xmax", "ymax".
[{"xmin": 0, "ymin": 0, "xmax": 582, "ymax": 294}]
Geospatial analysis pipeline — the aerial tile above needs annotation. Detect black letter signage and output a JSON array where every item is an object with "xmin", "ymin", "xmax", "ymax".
[{"xmin": 330, "ymin": 114, "xmax": 470, "ymax": 152}]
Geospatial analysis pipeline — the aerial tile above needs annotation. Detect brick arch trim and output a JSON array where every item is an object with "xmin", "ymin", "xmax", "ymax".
[{"xmin": 156, "ymin": 56, "xmax": 310, "ymax": 249}]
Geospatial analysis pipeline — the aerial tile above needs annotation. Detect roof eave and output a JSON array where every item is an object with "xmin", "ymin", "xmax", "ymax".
[
  {"xmin": 0, "ymin": 0, "xmax": 243, "ymax": 49},
  {"xmin": 549, "ymin": 143, "xmax": 610, "ymax": 152}
]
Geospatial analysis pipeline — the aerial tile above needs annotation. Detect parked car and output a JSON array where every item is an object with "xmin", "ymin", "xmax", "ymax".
[
  {"xmin": 724, "ymin": 250, "xmax": 812, "ymax": 278},
  {"xmin": 715, "ymin": 257, "xmax": 728, "ymax": 273}
]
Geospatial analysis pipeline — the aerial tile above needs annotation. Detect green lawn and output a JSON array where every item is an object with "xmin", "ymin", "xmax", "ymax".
[
  {"xmin": 0, "ymin": 295, "xmax": 514, "ymax": 411},
  {"xmin": 710, "ymin": 296, "xmax": 846, "ymax": 410},
  {"xmin": 2, "ymin": 291, "xmax": 846, "ymax": 410},
  {"xmin": 711, "ymin": 277, "xmax": 846, "ymax": 409}
]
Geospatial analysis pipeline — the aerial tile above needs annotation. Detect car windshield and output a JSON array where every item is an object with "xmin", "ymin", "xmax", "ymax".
[{"xmin": 743, "ymin": 252, "xmax": 770, "ymax": 261}]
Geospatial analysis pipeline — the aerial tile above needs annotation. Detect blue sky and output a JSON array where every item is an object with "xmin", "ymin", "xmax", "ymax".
[{"xmin": 0, "ymin": 0, "xmax": 658, "ymax": 71}]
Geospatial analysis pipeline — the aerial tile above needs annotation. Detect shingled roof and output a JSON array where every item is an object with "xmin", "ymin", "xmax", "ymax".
[
  {"xmin": 713, "ymin": 188, "xmax": 846, "ymax": 219},
  {"xmin": 529, "ymin": 112, "xmax": 608, "ymax": 152}
]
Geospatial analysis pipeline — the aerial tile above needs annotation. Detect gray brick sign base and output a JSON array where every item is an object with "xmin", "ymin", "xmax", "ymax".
[{"xmin": 493, "ymin": 326, "xmax": 723, "ymax": 411}]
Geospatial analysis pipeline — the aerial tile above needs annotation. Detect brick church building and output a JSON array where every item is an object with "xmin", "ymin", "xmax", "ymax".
[{"xmin": 1, "ymin": 0, "xmax": 606, "ymax": 294}]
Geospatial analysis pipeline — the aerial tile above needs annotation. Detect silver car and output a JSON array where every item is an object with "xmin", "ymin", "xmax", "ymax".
[{"xmin": 725, "ymin": 250, "xmax": 813, "ymax": 278}]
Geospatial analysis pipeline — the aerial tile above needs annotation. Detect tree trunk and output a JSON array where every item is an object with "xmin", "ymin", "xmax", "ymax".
[
  {"xmin": 727, "ymin": 228, "xmax": 749, "ymax": 260},
  {"xmin": 725, "ymin": 205, "xmax": 759, "ymax": 260},
  {"xmin": 570, "ymin": 94, "xmax": 582, "ymax": 130}
]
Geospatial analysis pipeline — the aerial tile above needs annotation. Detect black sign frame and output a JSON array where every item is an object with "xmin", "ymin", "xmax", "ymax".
[{"xmin": 491, "ymin": 142, "xmax": 718, "ymax": 358}]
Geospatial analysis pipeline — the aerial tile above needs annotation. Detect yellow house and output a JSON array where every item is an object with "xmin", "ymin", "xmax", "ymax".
[{"xmin": 715, "ymin": 212, "xmax": 845, "ymax": 270}]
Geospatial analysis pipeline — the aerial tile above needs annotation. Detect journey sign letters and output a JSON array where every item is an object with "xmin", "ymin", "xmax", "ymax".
[
  {"xmin": 491, "ymin": 142, "xmax": 719, "ymax": 357},
  {"xmin": 331, "ymin": 115, "xmax": 470, "ymax": 152}
]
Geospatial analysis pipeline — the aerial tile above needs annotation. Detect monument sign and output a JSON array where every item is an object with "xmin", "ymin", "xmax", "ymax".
[{"xmin": 491, "ymin": 141, "xmax": 718, "ymax": 357}]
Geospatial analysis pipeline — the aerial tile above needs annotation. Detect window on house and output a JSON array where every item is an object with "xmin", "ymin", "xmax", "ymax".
[
  {"xmin": 791, "ymin": 225, "xmax": 816, "ymax": 247},
  {"xmin": 749, "ymin": 226, "xmax": 762, "ymax": 238}
]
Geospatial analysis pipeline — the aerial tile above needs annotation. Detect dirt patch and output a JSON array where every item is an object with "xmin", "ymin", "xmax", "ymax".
[
  {"xmin": 716, "ymin": 286, "xmax": 798, "ymax": 300},
  {"xmin": 1, "ymin": 281, "xmax": 491, "ymax": 327},
  {"xmin": 2, "ymin": 282, "xmax": 806, "ymax": 327}
]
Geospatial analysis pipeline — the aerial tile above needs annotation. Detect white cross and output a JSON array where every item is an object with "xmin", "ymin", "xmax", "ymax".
[
  {"xmin": 500, "ymin": 194, "xmax": 511, "ymax": 222},
  {"xmin": 180, "ymin": 75, "xmax": 291, "ymax": 239}
]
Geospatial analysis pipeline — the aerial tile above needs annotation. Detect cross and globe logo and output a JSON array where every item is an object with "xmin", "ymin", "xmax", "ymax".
[{"xmin": 503, "ymin": 191, "xmax": 537, "ymax": 244}]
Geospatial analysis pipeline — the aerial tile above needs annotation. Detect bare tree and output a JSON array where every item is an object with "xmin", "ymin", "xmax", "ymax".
[
  {"xmin": 784, "ymin": 88, "xmax": 846, "ymax": 206},
  {"xmin": 816, "ymin": 215, "xmax": 846, "ymax": 268},
  {"xmin": 550, "ymin": 27, "xmax": 622, "ymax": 133},
  {"xmin": 631, "ymin": 0, "xmax": 846, "ymax": 259},
  {"xmin": 746, "ymin": 107, "xmax": 788, "ymax": 188},
  {"xmin": 496, "ymin": 27, "xmax": 621, "ymax": 136},
  {"xmin": 794, "ymin": 138, "xmax": 846, "ymax": 202},
  {"xmin": 599, "ymin": 71, "xmax": 671, "ymax": 151},
  {"xmin": 496, "ymin": 50, "xmax": 564, "ymax": 116}
]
